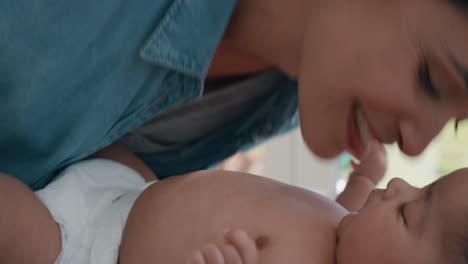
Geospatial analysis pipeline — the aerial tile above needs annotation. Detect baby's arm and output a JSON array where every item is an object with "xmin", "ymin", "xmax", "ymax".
[
  {"xmin": 187, "ymin": 230, "xmax": 258, "ymax": 264},
  {"xmin": 89, "ymin": 143, "xmax": 157, "ymax": 182},
  {"xmin": 0, "ymin": 173, "xmax": 61, "ymax": 264},
  {"xmin": 336, "ymin": 142, "xmax": 387, "ymax": 212}
]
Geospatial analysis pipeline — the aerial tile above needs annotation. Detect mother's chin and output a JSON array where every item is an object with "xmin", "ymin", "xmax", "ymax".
[{"xmin": 301, "ymin": 128, "xmax": 345, "ymax": 160}]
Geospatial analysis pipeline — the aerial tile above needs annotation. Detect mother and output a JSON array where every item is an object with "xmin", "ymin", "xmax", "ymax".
[{"xmin": 2, "ymin": 0, "xmax": 467, "ymax": 189}]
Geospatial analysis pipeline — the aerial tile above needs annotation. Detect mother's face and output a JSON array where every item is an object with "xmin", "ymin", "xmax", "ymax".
[{"xmin": 298, "ymin": 0, "xmax": 468, "ymax": 159}]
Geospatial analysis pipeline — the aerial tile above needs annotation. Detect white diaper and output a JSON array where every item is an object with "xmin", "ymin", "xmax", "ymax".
[{"xmin": 35, "ymin": 159, "xmax": 156, "ymax": 264}]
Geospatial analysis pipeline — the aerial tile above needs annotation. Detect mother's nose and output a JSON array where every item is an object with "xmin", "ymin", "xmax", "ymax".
[{"xmin": 398, "ymin": 115, "xmax": 449, "ymax": 156}]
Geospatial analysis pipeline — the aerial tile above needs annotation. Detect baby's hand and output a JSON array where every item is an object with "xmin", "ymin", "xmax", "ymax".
[
  {"xmin": 349, "ymin": 141, "xmax": 387, "ymax": 186},
  {"xmin": 336, "ymin": 142, "xmax": 387, "ymax": 211},
  {"xmin": 187, "ymin": 229, "xmax": 258, "ymax": 264}
]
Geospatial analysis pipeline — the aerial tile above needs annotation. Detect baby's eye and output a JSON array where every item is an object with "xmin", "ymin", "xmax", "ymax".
[{"xmin": 400, "ymin": 203, "xmax": 407, "ymax": 226}]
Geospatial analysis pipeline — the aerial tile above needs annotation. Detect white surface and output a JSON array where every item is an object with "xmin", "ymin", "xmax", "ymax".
[{"xmin": 264, "ymin": 129, "xmax": 341, "ymax": 198}]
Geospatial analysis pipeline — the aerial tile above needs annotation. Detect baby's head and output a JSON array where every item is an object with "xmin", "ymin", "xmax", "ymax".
[{"xmin": 337, "ymin": 168, "xmax": 468, "ymax": 264}]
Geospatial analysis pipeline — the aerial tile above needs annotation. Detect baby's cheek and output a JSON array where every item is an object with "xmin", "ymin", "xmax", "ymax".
[{"xmin": 335, "ymin": 230, "xmax": 368, "ymax": 264}]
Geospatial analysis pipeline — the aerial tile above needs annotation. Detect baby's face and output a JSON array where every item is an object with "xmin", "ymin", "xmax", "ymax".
[{"xmin": 336, "ymin": 168, "xmax": 468, "ymax": 264}]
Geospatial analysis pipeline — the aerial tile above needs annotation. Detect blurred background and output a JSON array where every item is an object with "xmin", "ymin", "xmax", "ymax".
[{"xmin": 218, "ymin": 120, "xmax": 468, "ymax": 198}]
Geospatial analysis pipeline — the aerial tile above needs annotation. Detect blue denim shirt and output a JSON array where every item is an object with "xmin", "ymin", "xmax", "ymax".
[{"xmin": 0, "ymin": 0, "xmax": 299, "ymax": 190}]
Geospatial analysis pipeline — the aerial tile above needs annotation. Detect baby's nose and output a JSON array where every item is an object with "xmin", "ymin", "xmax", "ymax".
[{"xmin": 384, "ymin": 177, "xmax": 411, "ymax": 199}]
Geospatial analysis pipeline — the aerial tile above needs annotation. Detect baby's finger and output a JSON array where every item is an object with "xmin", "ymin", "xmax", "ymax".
[
  {"xmin": 352, "ymin": 141, "xmax": 387, "ymax": 184},
  {"xmin": 362, "ymin": 141, "xmax": 387, "ymax": 164},
  {"xmin": 219, "ymin": 243, "xmax": 243, "ymax": 264},
  {"xmin": 202, "ymin": 244, "xmax": 225, "ymax": 264},
  {"xmin": 224, "ymin": 230, "xmax": 258, "ymax": 264},
  {"xmin": 187, "ymin": 250, "xmax": 206, "ymax": 264}
]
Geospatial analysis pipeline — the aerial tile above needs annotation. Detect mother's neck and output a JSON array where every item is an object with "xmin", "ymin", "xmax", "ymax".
[{"xmin": 222, "ymin": 0, "xmax": 317, "ymax": 78}]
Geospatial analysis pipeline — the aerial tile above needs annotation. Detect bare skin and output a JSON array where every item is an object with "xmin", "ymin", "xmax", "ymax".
[
  {"xmin": 336, "ymin": 142, "xmax": 387, "ymax": 212},
  {"xmin": 0, "ymin": 173, "xmax": 61, "ymax": 264}
]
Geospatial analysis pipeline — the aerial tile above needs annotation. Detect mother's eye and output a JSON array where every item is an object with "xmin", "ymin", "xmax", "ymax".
[{"xmin": 418, "ymin": 60, "xmax": 440, "ymax": 99}]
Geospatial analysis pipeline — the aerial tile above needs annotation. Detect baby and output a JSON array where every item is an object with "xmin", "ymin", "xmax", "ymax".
[{"xmin": 0, "ymin": 143, "xmax": 466, "ymax": 264}]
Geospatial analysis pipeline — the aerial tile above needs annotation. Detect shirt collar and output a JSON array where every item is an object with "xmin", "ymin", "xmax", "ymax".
[{"xmin": 139, "ymin": 0, "xmax": 237, "ymax": 78}]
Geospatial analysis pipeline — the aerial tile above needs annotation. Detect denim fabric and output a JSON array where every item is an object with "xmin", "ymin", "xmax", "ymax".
[{"xmin": 0, "ymin": 0, "xmax": 298, "ymax": 189}]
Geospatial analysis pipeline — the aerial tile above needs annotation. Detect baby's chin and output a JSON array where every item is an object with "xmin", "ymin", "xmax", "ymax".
[
  {"xmin": 336, "ymin": 212, "xmax": 357, "ymax": 243},
  {"xmin": 335, "ymin": 212, "xmax": 359, "ymax": 264}
]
